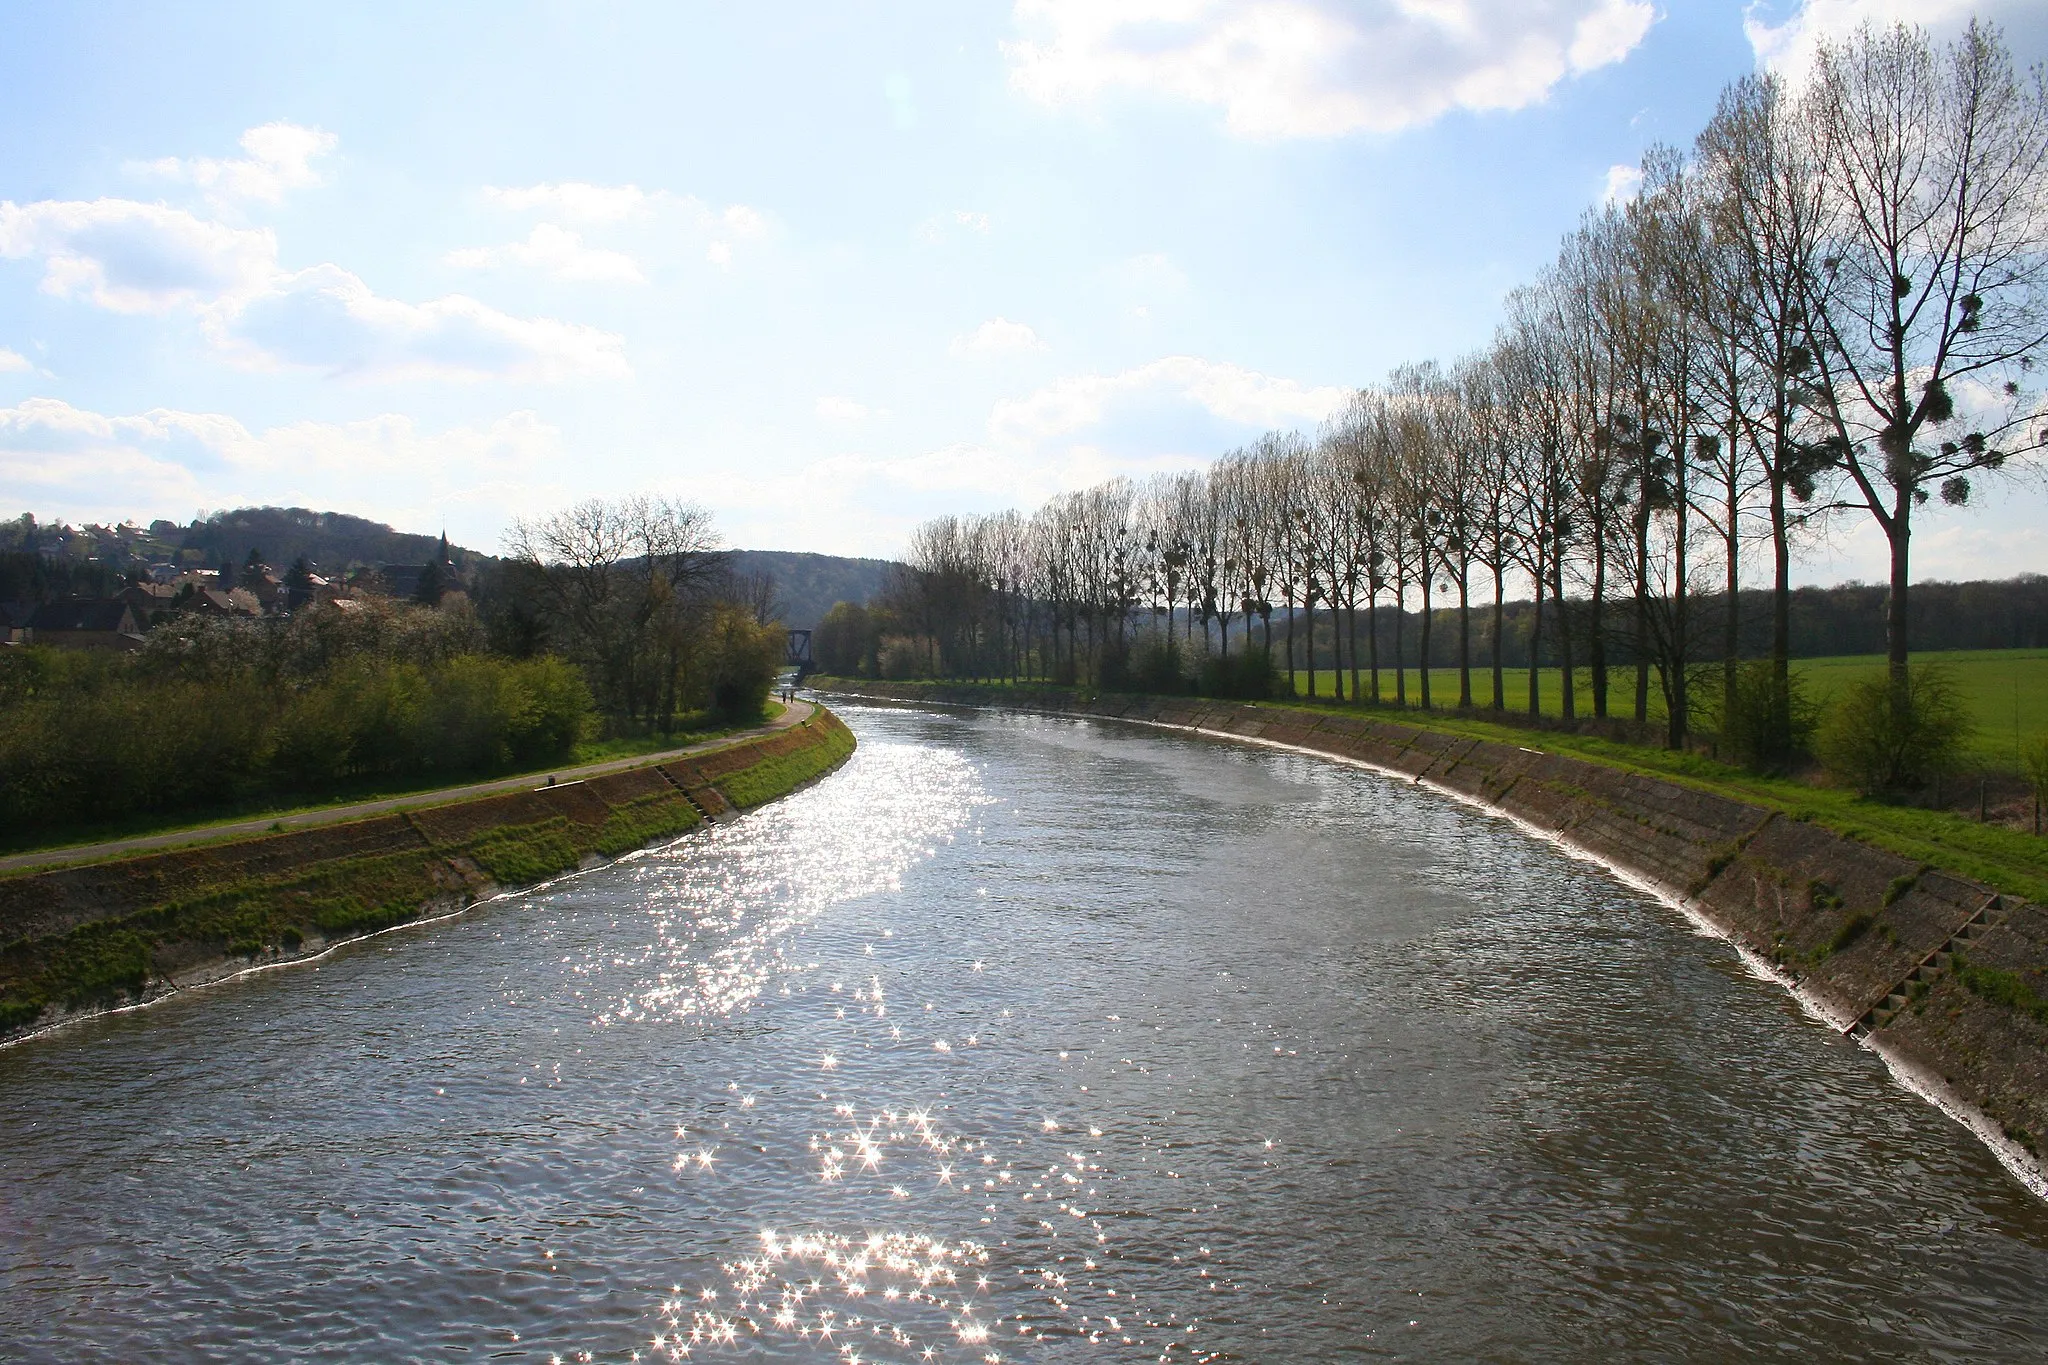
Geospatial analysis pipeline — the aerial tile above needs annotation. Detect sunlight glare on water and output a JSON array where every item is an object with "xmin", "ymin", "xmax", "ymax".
[{"xmin": 2, "ymin": 702, "xmax": 2048, "ymax": 1363}]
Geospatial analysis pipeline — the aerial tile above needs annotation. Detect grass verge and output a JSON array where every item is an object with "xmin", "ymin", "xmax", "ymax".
[
  {"xmin": 824, "ymin": 678, "xmax": 2048, "ymax": 905},
  {"xmin": 0, "ymin": 706, "xmax": 850, "ymax": 1036}
]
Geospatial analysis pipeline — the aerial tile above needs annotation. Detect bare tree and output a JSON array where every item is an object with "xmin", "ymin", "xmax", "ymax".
[{"xmin": 1801, "ymin": 21, "xmax": 2048, "ymax": 694}]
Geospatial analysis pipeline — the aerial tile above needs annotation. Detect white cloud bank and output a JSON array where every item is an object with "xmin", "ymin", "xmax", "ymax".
[
  {"xmin": 0, "ymin": 348, "xmax": 32, "ymax": 373},
  {"xmin": 0, "ymin": 397, "xmax": 572, "ymax": 535},
  {"xmin": 951, "ymin": 317, "xmax": 1046, "ymax": 355},
  {"xmin": 217, "ymin": 264, "xmax": 627, "ymax": 381},
  {"xmin": 1005, "ymin": 0, "xmax": 1656, "ymax": 137},
  {"xmin": 816, "ymin": 395, "xmax": 885, "ymax": 422},
  {"xmin": 1746, "ymin": 0, "xmax": 2047, "ymax": 84},
  {"xmin": 446, "ymin": 223, "xmax": 646, "ymax": 283},
  {"xmin": 473, "ymin": 182, "xmax": 772, "ymax": 271},
  {"xmin": 1601, "ymin": 162, "xmax": 1643, "ymax": 206},
  {"xmin": 483, "ymin": 181, "xmax": 650, "ymax": 223},
  {"xmin": 991, "ymin": 354, "xmax": 1349, "ymax": 442},
  {"xmin": 133, "ymin": 121, "xmax": 338, "ymax": 208},
  {"xmin": 0, "ymin": 198, "xmax": 277, "ymax": 313},
  {"xmin": 1, "ymin": 129, "xmax": 629, "ymax": 383}
]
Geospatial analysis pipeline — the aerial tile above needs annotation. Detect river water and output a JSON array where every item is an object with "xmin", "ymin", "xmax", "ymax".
[{"xmin": 4, "ymin": 701, "xmax": 2048, "ymax": 1362}]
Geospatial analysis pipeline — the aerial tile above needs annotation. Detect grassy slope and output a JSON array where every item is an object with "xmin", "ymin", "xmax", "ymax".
[
  {"xmin": 0, "ymin": 703, "xmax": 786, "ymax": 860},
  {"xmin": 718, "ymin": 718, "xmax": 857, "ymax": 809},
  {"xmin": 1281, "ymin": 649, "xmax": 2048, "ymax": 765},
  {"xmin": 0, "ymin": 711, "xmax": 853, "ymax": 1032},
  {"xmin": 1262, "ymin": 698, "xmax": 2048, "ymax": 906}
]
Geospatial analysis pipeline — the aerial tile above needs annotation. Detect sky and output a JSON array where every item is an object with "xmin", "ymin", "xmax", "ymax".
[{"xmin": 1, "ymin": 0, "xmax": 2044, "ymax": 583}]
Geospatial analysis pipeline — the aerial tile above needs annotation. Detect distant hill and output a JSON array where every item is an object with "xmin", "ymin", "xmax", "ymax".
[
  {"xmin": 178, "ymin": 508, "xmax": 481, "ymax": 573},
  {"xmin": 171, "ymin": 512, "xmax": 901, "ymax": 623},
  {"xmin": 730, "ymin": 550, "xmax": 897, "ymax": 631}
]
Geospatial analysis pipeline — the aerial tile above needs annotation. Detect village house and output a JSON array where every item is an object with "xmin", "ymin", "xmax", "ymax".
[{"xmin": 23, "ymin": 600, "xmax": 146, "ymax": 650}]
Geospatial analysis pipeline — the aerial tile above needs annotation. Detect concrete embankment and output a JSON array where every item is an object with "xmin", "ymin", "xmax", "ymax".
[
  {"xmin": 0, "ymin": 706, "xmax": 856, "ymax": 1044},
  {"xmin": 823, "ymin": 680, "xmax": 2048, "ymax": 1182}
]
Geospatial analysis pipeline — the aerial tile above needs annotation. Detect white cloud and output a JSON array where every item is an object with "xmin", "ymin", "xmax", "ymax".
[
  {"xmin": 0, "ymin": 193, "xmax": 626, "ymax": 381},
  {"xmin": 134, "ymin": 122, "xmax": 338, "ymax": 207},
  {"xmin": 816, "ymin": 395, "xmax": 882, "ymax": 422},
  {"xmin": 1005, "ymin": 0, "xmax": 1655, "ymax": 138},
  {"xmin": 0, "ymin": 397, "xmax": 574, "ymax": 535},
  {"xmin": 991, "ymin": 354, "xmax": 1350, "ymax": 442},
  {"xmin": 445, "ymin": 223, "xmax": 646, "ymax": 283},
  {"xmin": 714, "ymin": 354, "xmax": 1358, "ymax": 553},
  {"xmin": 486, "ymin": 184, "xmax": 772, "ymax": 269},
  {"xmin": 1601, "ymin": 162, "xmax": 1642, "ymax": 205},
  {"xmin": 211, "ymin": 264, "xmax": 629, "ymax": 382},
  {"xmin": 1746, "ymin": 0, "xmax": 1975, "ymax": 83},
  {"xmin": 483, "ymin": 181, "xmax": 649, "ymax": 222},
  {"xmin": 916, "ymin": 208, "xmax": 993, "ymax": 243},
  {"xmin": 0, "ymin": 198, "xmax": 276, "ymax": 312},
  {"xmin": 1116, "ymin": 251, "xmax": 1189, "ymax": 295},
  {"xmin": 0, "ymin": 348, "xmax": 30, "ymax": 373},
  {"xmin": 951, "ymin": 317, "xmax": 1047, "ymax": 355}
]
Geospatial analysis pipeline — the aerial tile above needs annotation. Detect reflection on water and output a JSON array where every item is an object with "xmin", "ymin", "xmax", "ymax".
[{"xmin": 3, "ymin": 702, "xmax": 2048, "ymax": 1362}]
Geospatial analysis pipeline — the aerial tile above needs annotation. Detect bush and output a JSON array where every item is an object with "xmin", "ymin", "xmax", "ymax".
[
  {"xmin": 1198, "ymin": 645, "xmax": 1278, "ymax": 700},
  {"xmin": 1130, "ymin": 633, "xmax": 1189, "ymax": 694},
  {"xmin": 0, "ymin": 645, "xmax": 594, "ymax": 836},
  {"xmin": 814, "ymin": 601, "xmax": 876, "ymax": 676},
  {"xmin": 878, "ymin": 636, "xmax": 923, "ymax": 681},
  {"xmin": 1699, "ymin": 660, "xmax": 1819, "ymax": 771},
  {"xmin": 699, "ymin": 605, "xmax": 783, "ymax": 718},
  {"xmin": 2024, "ymin": 736, "xmax": 2048, "ymax": 835},
  {"xmin": 1815, "ymin": 665, "xmax": 1974, "ymax": 795}
]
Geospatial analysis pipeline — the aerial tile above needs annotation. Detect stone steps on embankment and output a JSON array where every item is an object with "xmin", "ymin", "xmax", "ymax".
[{"xmin": 818, "ymin": 679, "xmax": 2048, "ymax": 1169}]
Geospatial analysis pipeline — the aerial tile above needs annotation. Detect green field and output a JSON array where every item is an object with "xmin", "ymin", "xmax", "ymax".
[{"xmin": 1284, "ymin": 649, "xmax": 2048, "ymax": 767}]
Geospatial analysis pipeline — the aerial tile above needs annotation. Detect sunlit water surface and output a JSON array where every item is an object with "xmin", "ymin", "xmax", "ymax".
[{"xmin": 4, "ymin": 702, "xmax": 2048, "ymax": 1362}]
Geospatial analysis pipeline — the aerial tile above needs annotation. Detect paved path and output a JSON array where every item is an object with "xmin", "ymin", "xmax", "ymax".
[{"xmin": 0, "ymin": 697, "xmax": 818, "ymax": 876}]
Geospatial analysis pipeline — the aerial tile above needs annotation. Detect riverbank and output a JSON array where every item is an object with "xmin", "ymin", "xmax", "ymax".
[
  {"xmin": 818, "ymin": 678, "xmax": 2048, "ymax": 1181},
  {"xmin": 0, "ymin": 706, "xmax": 855, "ymax": 1044}
]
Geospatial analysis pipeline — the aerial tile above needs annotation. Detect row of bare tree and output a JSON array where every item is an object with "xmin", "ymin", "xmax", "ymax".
[
  {"xmin": 887, "ymin": 21, "xmax": 2048, "ymax": 752},
  {"xmin": 501, "ymin": 495, "xmax": 784, "ymax": 729}
]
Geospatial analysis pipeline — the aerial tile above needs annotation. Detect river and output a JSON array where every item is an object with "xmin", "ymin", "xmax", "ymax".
[{"xmin": 3, "ymin": 701, "xmax": 2047, "ymax": 1361}]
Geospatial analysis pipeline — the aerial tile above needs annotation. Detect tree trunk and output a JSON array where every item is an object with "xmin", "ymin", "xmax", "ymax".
[
  {"xmin": 1887, "ymin": 501, "xmax": 1912, "ymax": 699},
  {"xmin": 1457, "ymin": 551, "xmax": 1473, "ymax": 710},
  {"xmin": 1770, "ymin": 474, "xmax": 1791, "ymax": 757},
  {"xmin": 1367, "ymin": 593, "xmax": 1381, "ymax": 702},
  {"xmin": 1634, "ymin": 499, "xmax": 1651, "ymax": 724},
  {"xmin": 1305, "ymin": 597, "xmax": 1317, "ymax": 698},
  {"xmin": 1393, "ymin": 584, "xmax": 1408, "ymax": 706},
  {"xmin": 1285, "ymin": 593, "xmax": 1297, "ymax": 697},
  {"xmin": 1554, "ymin": 537, "xmax": 1576, "ymax": 721},
  {"xmin": 1491, "ymin": 562, "xmax": 1506, "ymax": 712},
  {"xmin": 1590, "ymin": 534, "xmax": 1607, "ymax": 718},
  {"xmin": 1346, "ymin": 597, "xmax": 1360, "ymax": 703},
  {"xmin": 1418, "ymin": 560, "xmax": 1434, "ymax": 711},
  {"xmin": 1722, "ymin": 436, "xmax": 1740, "ymax": 746}
]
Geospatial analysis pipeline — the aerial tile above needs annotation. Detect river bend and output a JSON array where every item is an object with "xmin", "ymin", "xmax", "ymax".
[{"xmin": 3, "ymin": 702, "xmax": 2046, "ymax": 1361}]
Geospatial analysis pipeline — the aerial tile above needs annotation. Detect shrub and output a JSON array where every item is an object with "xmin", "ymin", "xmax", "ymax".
[
  {"xmin": 1814, "ymin": 664, "xmax": 1973, "ymax": 795},
  {"xmin": 700, "ymin": 605, "xmax": 783, "ymax": 718},
  {"xmin": 2024, "ymin": 736, "xmax": 2048, "ymax": 834},
  {"xmin": 1130, "ymin": 633, "xmax": 1188, "ymax": 695},
  {"xmin": 1198, "ymin": 645, "xmax": 1278, "ymax": 700},
  {"xmin": 0, "ymin": 649, "xmax": 593, "ymax": 835},
  {"xmin": 814, "ymin": 601, "xmax": 876, "ymax": 676},
  {"xmin": 878, "ymin": 636, "xmax": 923, "ymax": 681},
  {"xmin": 1699, "ymin": 660, "xmax": 1819, "ymax": 771}
]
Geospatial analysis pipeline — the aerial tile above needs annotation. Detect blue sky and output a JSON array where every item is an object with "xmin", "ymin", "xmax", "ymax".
[{"xmin": 1, "ymin": 0, "xmax": 2042, "ymax": 581}]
